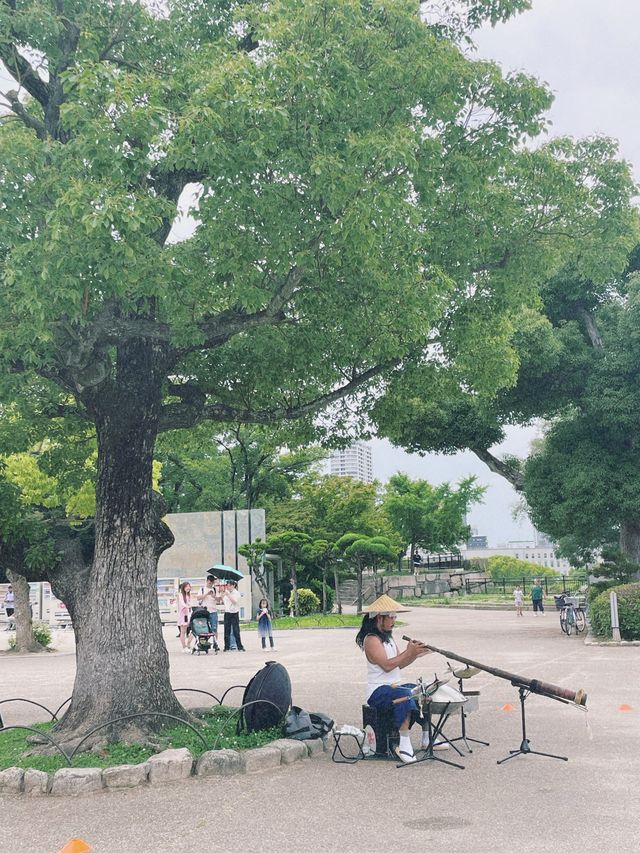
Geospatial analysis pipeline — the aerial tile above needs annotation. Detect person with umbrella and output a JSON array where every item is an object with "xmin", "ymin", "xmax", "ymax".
[{"xmin": 222, "ymin": 579, "xmax": 245, "ymax": 651}]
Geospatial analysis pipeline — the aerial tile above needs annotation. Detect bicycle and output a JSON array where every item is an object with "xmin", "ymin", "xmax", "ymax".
[{"xmin": 558, "ymin": 596, "xmax": 586, "ymax": 636}]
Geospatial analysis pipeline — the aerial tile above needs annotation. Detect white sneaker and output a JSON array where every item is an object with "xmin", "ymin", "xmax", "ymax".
[
  {"xmin": 422, "ymin": 740, "xmax": 450, "ymax": 751},
  {"xmin": 182, "ymin": 647, "xmax": 191, "ymax": 654},
  {"xmin": 395, "ymin": 746, "xmax": 417, "ymax": 764}
]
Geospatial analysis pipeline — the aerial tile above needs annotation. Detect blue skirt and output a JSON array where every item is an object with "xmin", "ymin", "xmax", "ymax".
[{"xmin": 368, "ymin": 683, "xmax": 418, "ymax": 729}]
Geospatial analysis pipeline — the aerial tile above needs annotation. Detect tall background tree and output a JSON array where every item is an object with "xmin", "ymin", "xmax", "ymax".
[
  {"xmin": 381, "ymin": 473, "xmax": 484, "ymax": 564},
  {"xmin": 1, "ymin": 0, "xmax": 634, "ymax": 746}
]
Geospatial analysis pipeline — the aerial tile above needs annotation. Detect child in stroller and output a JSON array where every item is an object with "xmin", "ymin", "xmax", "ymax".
[{"xmin": 188, "ymin": 607, "xmax": 220, "ymax": 655}]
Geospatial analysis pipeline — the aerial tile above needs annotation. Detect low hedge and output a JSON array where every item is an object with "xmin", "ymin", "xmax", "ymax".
[{"xmin": 589, "ymin": 582, "xmax": 640, "ymax": 640}]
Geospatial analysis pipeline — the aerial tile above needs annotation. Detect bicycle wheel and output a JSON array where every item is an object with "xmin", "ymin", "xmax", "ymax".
[
  {"xmin": 575, "ymin": 609, "xmax": 586, "ymax": 633},
  {"xmin": 560, "ymin": 609, "xmax": 569, "ymax": 635},
  {"xmin": 566, "ymin": 608, "xmax": 576, "ymax": 636}
]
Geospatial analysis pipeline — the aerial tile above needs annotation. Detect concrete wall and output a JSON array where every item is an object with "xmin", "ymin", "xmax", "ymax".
[{"xmin": 157, "ymin": 509, "xmax": 266, "ymax": 620}]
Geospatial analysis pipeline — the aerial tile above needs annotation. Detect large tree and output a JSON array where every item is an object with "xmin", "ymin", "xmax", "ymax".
[
  {"xmin": 382, "ymin": 472, "xmax": 484, "ymax": 563},
  {"xmin": 1, "ymin": 0, "xmax": 625, "ymax": 746}
]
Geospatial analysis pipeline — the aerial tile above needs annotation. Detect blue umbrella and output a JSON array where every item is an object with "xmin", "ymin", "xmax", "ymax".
[{"xmin": 208, "ymin": 564, "xmax": 244, "ymax": 582}]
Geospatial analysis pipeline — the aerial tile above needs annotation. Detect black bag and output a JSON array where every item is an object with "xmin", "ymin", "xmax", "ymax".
[
  {"xmin": 309, "ymin": 711, "xmax": 334, "ymax": 737},
  {"xmin": 237, "ymin": 661, "xmax": 292, "ymax": 733},
  {"xmin": 285, "ymin": 707, "xmax": 334, "ymax": 740}
]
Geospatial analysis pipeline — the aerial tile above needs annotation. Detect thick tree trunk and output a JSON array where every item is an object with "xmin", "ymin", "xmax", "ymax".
[
  {"xmin": 51, "ymin": 342, "xmax": 187, "ymax": 748},
  {"xmin": 620, "ymin": 521, "xmax": 640, "ymax": 565},
  {"xmin": 6, "ymin": 569, "xmax": 44, "ymax": 653}
]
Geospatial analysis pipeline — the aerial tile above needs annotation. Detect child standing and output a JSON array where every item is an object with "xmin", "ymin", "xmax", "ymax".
[
  {"xmin": 513, "ymin": 585, "xmax": 524, "ymax": 617},
  {"xmin": 256, "ymin": 598, "xmax": 275, "ymax": 650},
  {"xmin": 177, "ymin": 581, "xmax": 192, "ymax": 652}
]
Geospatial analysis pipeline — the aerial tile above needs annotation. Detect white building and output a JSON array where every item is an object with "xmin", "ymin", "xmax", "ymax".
[
  {"xmin": 329, "ymin": 441, "xmax": 373, "ymax": 483},
  {"xmin": 462, "ymin": 540, "xmax": 571, "ymax": 573}
]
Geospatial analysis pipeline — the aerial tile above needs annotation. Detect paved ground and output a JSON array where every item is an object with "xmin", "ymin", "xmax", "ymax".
[{"xmin": 1, "ymin": 607, "xmax": 639, "ymax": 853}]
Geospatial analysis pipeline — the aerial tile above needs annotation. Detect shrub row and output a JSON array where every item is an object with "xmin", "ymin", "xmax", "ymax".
[{"xmin": 589, "ymin": 582, "xmax": 640, "ymax": 640}]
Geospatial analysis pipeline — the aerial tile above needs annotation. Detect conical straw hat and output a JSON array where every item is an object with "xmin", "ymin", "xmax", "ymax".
[{"xmin": 365, "ymin": 594, "xmax": 409, "ymax": 615}]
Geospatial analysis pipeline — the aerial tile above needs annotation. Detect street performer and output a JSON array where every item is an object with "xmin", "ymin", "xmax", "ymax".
[{"xmin": 356, "ymin": 594, "xmax": 447, "ymax": 764}]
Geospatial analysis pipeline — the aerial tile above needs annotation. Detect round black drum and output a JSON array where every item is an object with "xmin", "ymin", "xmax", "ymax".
[{"xmin": 238, "ymin": 661, "xmax": 292, "ymax": 733}]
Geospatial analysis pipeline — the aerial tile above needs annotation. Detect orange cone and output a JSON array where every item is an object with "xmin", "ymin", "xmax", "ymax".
[
  {"xmin": 59, "ymin": 839, "xmax": 92, "ymax": 853},
  {"xmin": 501, "ymin": 703, "xmax": 515, "ymax": 711},
  {"xmin": 618, "ymin": 704, "xmax": 633, "ymax": 712}
]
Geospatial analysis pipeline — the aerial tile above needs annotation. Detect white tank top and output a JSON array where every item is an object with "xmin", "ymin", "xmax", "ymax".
[{"xmin": 366, "ymin": 635, "xmax": 401, "ymax": 700}]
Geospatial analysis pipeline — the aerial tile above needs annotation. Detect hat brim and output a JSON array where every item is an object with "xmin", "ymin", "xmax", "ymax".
[{"xmin": 364, "ymin": 594, "xmax": 410, "ymax": 615}]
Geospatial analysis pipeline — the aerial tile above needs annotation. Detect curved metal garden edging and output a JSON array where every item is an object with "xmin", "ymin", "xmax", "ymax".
[
  {"xmin": 53, "ymin": 697, "xmax": 72, "ymax": 719},
  {"xmin": 211, "ymin": 699, "xmax": 287, "ymax": 752},
  {"xmin": 67, "ymin": 712, "xmax": 209, "ymax": 760},
  {"xmin": 219, "ymin": 685, "xmax": 246, "ymax": 705},
  {"xmin": 0, "ymin": 698, "xmax": 60, "ymax": 721},
  {"xmin": 173, "ymin": 688, "xmax": 222, "ymax": 705},
  {"xmin": 0, "ymin": 725, "xmax": 72, "ymax": 765}
]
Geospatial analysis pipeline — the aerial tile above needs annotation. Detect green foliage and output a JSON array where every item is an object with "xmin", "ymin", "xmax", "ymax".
[
  {"xmin": 289, "ymin": 587, "xmax": 320, "ymax": 616},
  {"xmin": 7, "ymin": 621, "xmax": 52, "ymax": 650},
  {"xmin": 589, "ymin": 583, "xmax": 640, "ymax": 640},
  {"xmin": 308, "ymin": 580, "xmax": 335, "ymax": 613},
  {"xmin": 268, "ymin": 474, "xmax": 383, "ymax": 541},
  {"xmin": 157, "ymin": 425, "xmax": 325, "ymax": 513},
  {"xmin": 0, "ymin": 708, "xmax": 281, "ymax": 772},
  {"xmin": 486, "ymin": 555, "xmax": 554, "ymax": 580},
  {"xmin": 382, "ymin": 473, "xmax": 484, "ymax": 556}
]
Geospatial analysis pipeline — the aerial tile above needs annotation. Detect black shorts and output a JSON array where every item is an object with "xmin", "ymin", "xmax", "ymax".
[{"xmin": 5, "ymin": 608, "xmax": 14, "ymax": 617}]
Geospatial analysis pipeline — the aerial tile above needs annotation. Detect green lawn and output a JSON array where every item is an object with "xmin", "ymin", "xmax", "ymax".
[
  {"xmin": 0, "ymin": 706, "xmax": 281, "ymax": 773},
  {"xmin": 242, "ymin": 613, "xmax": 362, "ymax": 630}
]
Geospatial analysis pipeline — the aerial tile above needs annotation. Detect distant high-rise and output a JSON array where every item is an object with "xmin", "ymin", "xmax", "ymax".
[{"xmin": 329, "ymin": 441, "xmax": 373, "ymax": 484}]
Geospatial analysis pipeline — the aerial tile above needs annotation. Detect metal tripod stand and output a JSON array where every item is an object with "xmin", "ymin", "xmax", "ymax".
[
  {"xmin": 398, "ymin": 691, "xmax": 465, "ymax": 771},
  {"xmin": 496, "ymin": 686, "xmax": 568, "ymax": 765},
  {"xmin": 445, "ymin": 678, "xmax": 490, "ymax": 754}
]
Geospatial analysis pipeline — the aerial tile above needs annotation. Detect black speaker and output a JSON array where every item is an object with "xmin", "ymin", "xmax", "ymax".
[
  {"xmin": 238, "ymin": 661, "xmax": 292, "ymax": 733},
  {"xmin": 362, "ymin": 704, "xmax": 399, "ymax": 756}
]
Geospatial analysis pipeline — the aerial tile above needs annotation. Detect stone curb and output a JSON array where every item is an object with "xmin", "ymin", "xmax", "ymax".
[{"xmin": 0, "ymin": 737, "xmax": 329, "ymax": 797}]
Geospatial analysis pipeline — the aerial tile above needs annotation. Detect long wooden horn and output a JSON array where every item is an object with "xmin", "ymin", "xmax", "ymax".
[{"xmin": 402, "ymin": 636, "xmax": 587, "ymax": 707}]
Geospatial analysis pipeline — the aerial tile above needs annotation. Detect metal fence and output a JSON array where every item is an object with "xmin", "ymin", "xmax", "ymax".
[{"xmin": 463, "ymin": 575, "xmax": 588, "ymax": 596}]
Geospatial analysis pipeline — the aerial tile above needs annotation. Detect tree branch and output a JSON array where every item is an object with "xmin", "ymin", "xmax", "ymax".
[
  {"xmin": 2, "ymin": 89, "xmax": 46, "ymax": 138},
  {"xmin": 158, "ymin": 360, "xmax": 400, "ymax": 432},
  {"xmin": 574, "ymin": 305, "xmax": 604, "ymax": 349},
  {"xmin": 177, "ymin": 266, "xmax": 305, "ymax": 355},
  {"xmin": 0, "ymin": 41, "xmax": 50, "ymax": 106},
  {"xmin": 472, "ymin": 447, "xmax": 524, "ymax": 491}
]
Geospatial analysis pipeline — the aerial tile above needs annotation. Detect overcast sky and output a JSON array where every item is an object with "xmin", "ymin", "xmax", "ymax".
[{"xmin": 375, "ymin": 0, "xmax": 640, "ymax": 545}]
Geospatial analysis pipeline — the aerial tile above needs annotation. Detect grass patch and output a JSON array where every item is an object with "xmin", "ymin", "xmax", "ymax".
[
  {"xmin": 241, "ymin": 613, "xmax": 362, "ymax": 630},
  {"xmin": 0, "ymin": 706, "xmax": 281, "ymax": 773}
]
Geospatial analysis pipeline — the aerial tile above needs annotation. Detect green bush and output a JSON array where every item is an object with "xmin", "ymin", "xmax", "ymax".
[
  {"xmin": 8, "ymin": 621, "xmax": 52, "ymax": 650},
  {"xmin": 289, "ymin": 587, "xmax": 320, "ymax": 615},
  {"xmin": 589, "ymin": 582, "xmax": 640, "ymax": 640},
  {"xmin": 308, "ymin": 580, "xmax": 335, "ymax": 612}
]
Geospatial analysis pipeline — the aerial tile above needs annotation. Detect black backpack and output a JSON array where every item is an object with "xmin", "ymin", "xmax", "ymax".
[{"xmin": 237, "ymin": 661, "xmax": 292, "ymax": 733}]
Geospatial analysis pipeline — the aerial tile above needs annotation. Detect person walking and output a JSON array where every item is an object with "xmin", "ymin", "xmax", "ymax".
[
  {"xmin": 513, "ymin": 585, "xmax": 524, "ymax": 617},
  {"xmin": 3, "ymin": 585, "xmax": 15, "ymax": 631},
  {"xmin": 223, "ymin": 580, "xmax": 245, "ymax": 651},
  {"xmin": 531, "ymin": 579, "xmax": 545, "ymax": 616},
  {"xmin": 177, "ymin": 581, "xmax": 192, "ymax": 652},
  {"xmin": 256, "ymin": 598, "xmax": 275, "ymax": 651}
]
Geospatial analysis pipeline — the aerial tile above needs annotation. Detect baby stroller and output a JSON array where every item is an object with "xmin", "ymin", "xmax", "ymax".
[{"xmin": 188, "ymin": 607, "xmax": 219, "ymax": 655}]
